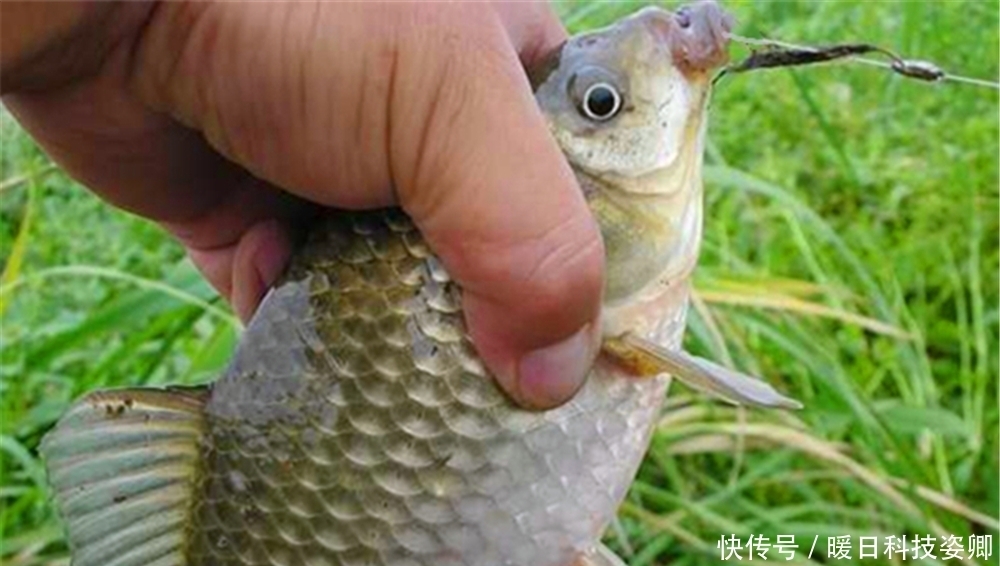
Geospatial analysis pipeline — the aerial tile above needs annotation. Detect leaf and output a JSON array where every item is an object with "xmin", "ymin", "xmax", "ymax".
[
  {"xmin": 874, "ymin": 402, "xmax": 970, "ymax": 438},
  {"xmin": 0, "ymin": 182, "xmax": 35, "ymax": 316},
  {"xmin": 697, "ymin": 288, "xmax": 914, "ymax": 339}
]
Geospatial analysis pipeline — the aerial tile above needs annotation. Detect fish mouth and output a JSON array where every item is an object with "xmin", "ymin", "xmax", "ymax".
[{"xmin": 638, "ymin": 0, "xmax": 734, "ymax": 75}]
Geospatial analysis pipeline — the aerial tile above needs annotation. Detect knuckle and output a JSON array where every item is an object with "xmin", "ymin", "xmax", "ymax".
[
  {"xmin": 439, "ymin": 209, "xmax": 605, "ymax": 343},
  {"xmin": 473, "ymin": 214, "xmax": 605, "ymax": 347},
  {"xmin": 519, "ymin": 223, "xmax": 605, "ymax": 324}
]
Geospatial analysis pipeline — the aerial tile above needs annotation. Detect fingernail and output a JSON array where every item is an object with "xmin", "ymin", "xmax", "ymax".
[
  {"xmin": 235, "ymin": 220, "xmax": 291, "ymax": 323},
  {"xmin": 254, "ymin": 230, "xmax": 289, "ymax": 289},
  {"xmin": 517, "ymin": 323, "xmax": 600, "ymax": 409}
]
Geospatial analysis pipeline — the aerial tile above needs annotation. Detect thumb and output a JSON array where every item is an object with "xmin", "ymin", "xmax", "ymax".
[
  {"xmin": 131, "ymin": 2, "xmax": 604, "ymax": 409},
  {"xmin": 391, "ymin": 7, "xmax": 605, "ymax": 409}
]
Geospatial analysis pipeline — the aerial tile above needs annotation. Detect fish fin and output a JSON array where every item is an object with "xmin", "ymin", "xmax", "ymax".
[
  {"xmin": 577, "ymin": 544, "xmax": 629, "ymax": 566},
  {"xmin": 40, "ymin": 387, "xmax": 209, "ymax": 566},
  {"xmin": 604, "ymin": 334, "xmax": 803, "ymax": 410}
]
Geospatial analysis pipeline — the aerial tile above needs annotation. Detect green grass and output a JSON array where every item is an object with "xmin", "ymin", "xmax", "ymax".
[{"xmin": 1, "ymin": 1, "xmax": 998, "ymax": 565}]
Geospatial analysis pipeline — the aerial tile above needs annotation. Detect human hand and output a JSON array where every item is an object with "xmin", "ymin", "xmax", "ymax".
[{"xmin": 1, "ymin": 1, "xmax": 604, "ymax": 410}]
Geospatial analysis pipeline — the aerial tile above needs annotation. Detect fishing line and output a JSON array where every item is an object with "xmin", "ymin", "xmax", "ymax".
[{"xmin": 722, "ymin": 33, "xmax": 1000, "ymax": 90}]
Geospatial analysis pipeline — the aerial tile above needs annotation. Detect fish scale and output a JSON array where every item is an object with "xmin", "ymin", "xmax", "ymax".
[{"xmin": 186, "ymin": 211, "xmax": 675, "ymax": 566}]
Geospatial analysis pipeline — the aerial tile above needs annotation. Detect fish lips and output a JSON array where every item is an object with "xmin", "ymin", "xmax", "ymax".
[{"xmin": 635, "ymin": 0, "xmax": 734, "ymax": 75}]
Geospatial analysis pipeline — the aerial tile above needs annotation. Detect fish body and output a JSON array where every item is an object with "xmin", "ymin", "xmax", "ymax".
[
  {"xmin": 189, "ymin": 210, "xmax": 678, "ymax": 566},
  {"xmin": 40, "ymin": 4, "xmax": 792, "ymax": 566}
]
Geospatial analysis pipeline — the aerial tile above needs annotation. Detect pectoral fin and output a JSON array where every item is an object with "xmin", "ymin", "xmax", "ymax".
[
  {"xmin": 602, "ymin": 333, "xmax": 803, "ymax": 410},
  {"xmin": 40, "ymin": 387, "xmax": 209, "ymax": 566}
]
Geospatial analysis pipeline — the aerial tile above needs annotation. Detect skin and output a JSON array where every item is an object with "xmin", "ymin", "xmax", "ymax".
[{"xmin": 0, "ymin": 1, "xmax": 606, "ymax": 411}]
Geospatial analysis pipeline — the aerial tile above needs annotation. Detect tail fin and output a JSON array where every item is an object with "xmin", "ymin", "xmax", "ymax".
[{"xmin": 40, "ymin": 387, "xmax": 209, "ymax": 566}]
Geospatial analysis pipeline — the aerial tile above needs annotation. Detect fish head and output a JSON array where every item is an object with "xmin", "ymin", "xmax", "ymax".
[
  {"xmin": 533, "ymin": 1, "xmax": 733, "ymax": 337},
  {"xmin": 534, "ymin": 1, "xmax": 731, "ymax": 178}
]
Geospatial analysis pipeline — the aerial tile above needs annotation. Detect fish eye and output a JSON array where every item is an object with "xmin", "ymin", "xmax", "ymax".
[
  {"xmin": 581, "ymin": 82, "xmax": 622, "ymax": 121},
  {"xmin": 567, "ymin": 66, "xmax": 625, "ymax": 123}
]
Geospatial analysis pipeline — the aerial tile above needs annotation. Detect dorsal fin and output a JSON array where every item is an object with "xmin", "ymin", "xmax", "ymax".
[{"xmin": 40, "ymin": 387, "xmax": 209, "ymax": 566}]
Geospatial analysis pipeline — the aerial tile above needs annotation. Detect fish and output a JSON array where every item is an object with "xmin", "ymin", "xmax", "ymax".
[{"xmin": 40, "ymin": 3, "xmax": 799, "ymax": 566}]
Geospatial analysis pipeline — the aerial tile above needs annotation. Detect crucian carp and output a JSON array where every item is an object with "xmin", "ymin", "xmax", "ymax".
[{"xmin": 41, "ymin": 2, "xmax": 799, "ymax": 566}]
